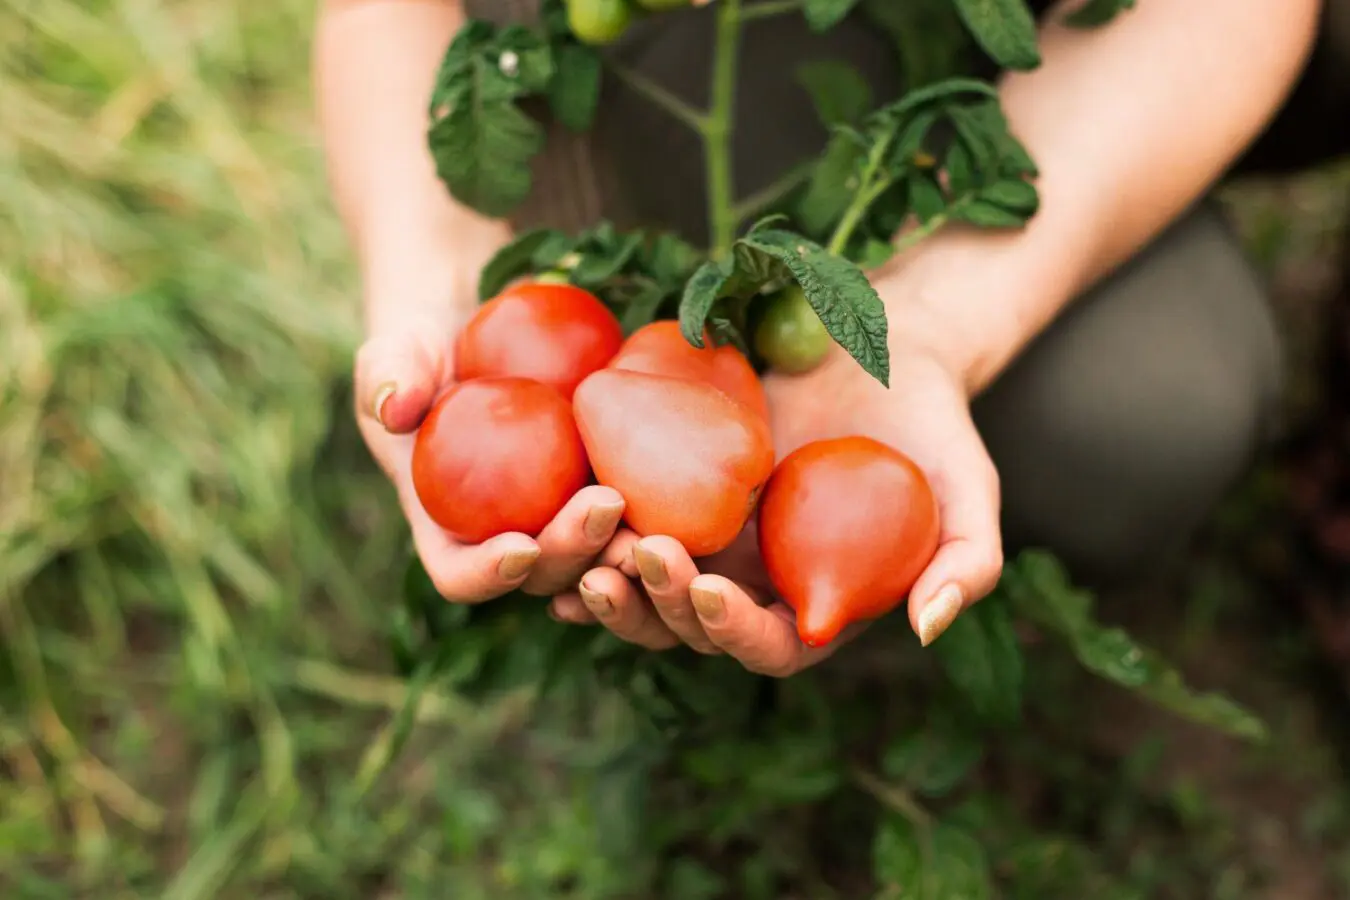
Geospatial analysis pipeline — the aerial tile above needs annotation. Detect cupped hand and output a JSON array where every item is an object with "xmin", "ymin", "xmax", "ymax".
[{"xmin": 354, "ymin": 258, "xmax": 627, "ymax": 604}]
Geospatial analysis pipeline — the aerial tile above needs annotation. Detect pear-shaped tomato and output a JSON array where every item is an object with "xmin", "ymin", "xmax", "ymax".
[
  {"xmin": 608, "ymin": 321, "xmax": 769, "ymax": 420},
  {"xmin": 454, "ymin": 282, "xmax": 623, "ymax": 400},
  {"xmin": 412, "ymin": 377, "xmax": 590, "ymax": 544},
  {"xmin": 757, "ymin": 436, "xmax": 940, "ymax": 647},
  {"xmin": 573, "ymin": 368, "xmax": 774, "ymax": 557}
]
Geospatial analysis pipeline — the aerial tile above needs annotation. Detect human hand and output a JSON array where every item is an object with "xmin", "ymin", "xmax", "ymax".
[{"xmin": 353, "ymin": 237, "xmax": 629, "ymax": 604}]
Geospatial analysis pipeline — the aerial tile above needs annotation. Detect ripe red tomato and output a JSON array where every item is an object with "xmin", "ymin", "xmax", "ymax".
[
  {"xmin": 757, "ymin": 436, "xmax": 940, "ymax": 647},
  {"xmin": 573, "ymin": 368, "xmax": 774, "ymax": 557},
  {"xmin": 454, "ymin": 282, "xmax": 623, "ymax": 400},
  {"xmin": 412, "ymin": 377, "xmax": 590, "ymax": 544},
  {"xmin": 607, "ymin": 320, "xmax": 769, "ymax": 421}
]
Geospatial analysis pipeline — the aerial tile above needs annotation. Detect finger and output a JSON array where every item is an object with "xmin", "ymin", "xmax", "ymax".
[
  {"xmin": 407, "ymin": 495, "xmax": 541, "ymax": 603},
  {"xmin": 908, "ymin": 453, "xmax": 1004, "ymax": 648},
  {"xmin": 520, "ymin": 485, "xmax": 626, "ymax": 595},
  {"xmin": 550, "ymin": 592, "xmax": 599, "ymax": 625},
  {"xmin": 598, "ymin": 528, "xmax": 641, "ymax": 578},
  {"xmin": 688, "ymin": 574, "xmax": 834, "ymax": 677},
  {"xmin": 632, "ymin": 536, "xmax": 720, "ymax": 654},
  {"xmin": 354, "ymin": 324, "xmax": 449, "ymax": 434},
  {"xmin": 578, "ymin": 566, "xmax": 680, "ymax": 650}
]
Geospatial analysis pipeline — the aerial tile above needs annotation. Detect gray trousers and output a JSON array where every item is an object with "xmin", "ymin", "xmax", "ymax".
[{"xmin": 585, "ymin": 9, "xmax": 1289, "ymax": 585}]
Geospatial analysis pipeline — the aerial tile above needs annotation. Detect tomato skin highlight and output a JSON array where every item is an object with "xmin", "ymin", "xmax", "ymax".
[
  {"xmin": 412, "ymin": 377, "xmax": 590, "ymax": 544},
  {"xmin": 608, "ymin": 320, "xmax": 770, "ymax": 421},
  {"xmin": 566, "ymin": 0, "xmax": 633, "ymax": 45},
  {"xmin": 757, "ymin": 437, "xmax": 940, "ymax": 647},
  {"xmin": 573, "ymin": 368, "xmax": 775, "ymax": 557},
  {"xmin": 454, "ymin": 282, "xmax": 623, "ymax": 401},
  {"xmin": 754, "ymin": 284, "xmax": 832, "ymax": 375}
]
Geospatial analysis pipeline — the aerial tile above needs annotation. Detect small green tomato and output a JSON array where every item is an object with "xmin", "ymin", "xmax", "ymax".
[{"xmin": 754, "ymin": 285, "xmax": 832, "ymax": 375}]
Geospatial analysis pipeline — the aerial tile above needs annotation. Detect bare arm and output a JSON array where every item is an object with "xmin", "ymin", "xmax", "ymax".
[
  {"xmin": 879, "ymin": 0, "xmax": 1322, "ymax": 394},
  {"xmin": 314, "ymin": 0, "xmax": 510, "ymax": 335}
]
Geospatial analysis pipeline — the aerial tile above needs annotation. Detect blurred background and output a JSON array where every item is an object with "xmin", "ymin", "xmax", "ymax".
[{"xmin": 5, "ymin": 1, "xmax": 1350, "ymax": 898}]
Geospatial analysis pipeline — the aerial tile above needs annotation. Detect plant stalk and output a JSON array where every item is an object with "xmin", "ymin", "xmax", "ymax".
[{"xmin": 705, "ymin": 0, "xmax": 743, "ymax": 256}]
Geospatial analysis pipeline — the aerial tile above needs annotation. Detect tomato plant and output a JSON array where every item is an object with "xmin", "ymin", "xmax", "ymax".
[
  {"xmin": 565, "ymin": 0, "xmax": 633, "ymax": 46},
  {"xmin": 754, "ymin": 284, "xmax": 833, "ymax": 375},
  {"xmin": 608, "ymin": 320, "xmax": 769, "ymax": 419},
  {"xmin": 411, "ymin": 377, "xmax": 589, "ymax": 544},
  {"xmin": 454, "ymin": 281, "xmax": 623, "ymax": 400},
  {"xmin": 633, "ymin": 0, "xmax": 690, "ymax": 10}
]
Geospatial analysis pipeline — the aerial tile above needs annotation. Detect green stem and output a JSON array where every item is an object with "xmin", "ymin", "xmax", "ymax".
[
  {"xmin": 851, "ymin": 766, "xmax": 934, "ymax": 829},
  {"xmin": 826, "ymin": 175, "xmax": 893, "ymax": 256},
  {"xmin": 731, "ymin": 159, "xmax": 814, "ymax": 226},
  {"xmin": 741, "ymin": 0, "xmax": 805, "ymax": 21},
  {"xmin": 606, "ymin": 60, "xmax": 708, "ymax": 133},
  {"xmin": 705, "ymin": 0, "xmax": 743, "ymax": 256}
]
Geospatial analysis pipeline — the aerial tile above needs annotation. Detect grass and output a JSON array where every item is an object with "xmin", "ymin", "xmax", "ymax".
[{"xmin": 4, "ymin": 1, "xmax": 1350, "ymax": 897}]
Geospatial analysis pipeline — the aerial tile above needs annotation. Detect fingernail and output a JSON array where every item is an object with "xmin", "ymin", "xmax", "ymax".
[
  {"xmin": 547, "ymin": 605, "xmax": 565, "ymax": 622},
  {"xmin": 578, "ymin": 581, "xmax": 613, "ymax": 617},
  {"xmin": 633, "ymin": 543, "xmax": 668, "ymax": 588},
  {"xmin": 498, "ymin": 547, "xmax": 540, "ymax": 580},
  {"xmin": 919, "ymin": 584, "xmax": 965, "ymax": 647},
  {"xmin": 689, "ymin": 585, "xmax": 724, "ymax": 623},
  {"xmin": 583, "ymin": 501, "xmax": 625, "ymax": 542},
  {"xmin": 372, "ymin": 381, "xmax": 397, "ymax": 427}
]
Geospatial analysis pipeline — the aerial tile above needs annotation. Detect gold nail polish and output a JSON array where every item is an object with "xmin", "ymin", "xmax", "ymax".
[
  {"xmin": 919, "ymin": 584, "xmax": 965, "ymax": 647},
  {"xmin": 633, "ymin": 543, "xmax": 668, "ymax": 588},
  {"xmin": 583, "ymin": 502, "xmax": 625, "ymax": 542},
  {"xmin": 498, "ymin": 548, "xmax": 540, "ymax": 580},
  {"xmin": 372, "ymin": 382, "xmax": 397, "ymax": 426},
  {"xmin": 578, "ymin": 582, "xmax": 614, "ymax": 616},
  {"xmin": 689, "ymin": 585, "xmax": 724, "ymax": 622}
]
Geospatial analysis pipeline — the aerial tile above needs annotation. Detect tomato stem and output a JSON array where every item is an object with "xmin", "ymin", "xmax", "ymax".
[
  {"xmin": 605, "ymin": 59, "xmax": 709, "ymax": 133},
  {"xmin": 705, "ymin": 0, "xmax": 742, "ymax": 258}
]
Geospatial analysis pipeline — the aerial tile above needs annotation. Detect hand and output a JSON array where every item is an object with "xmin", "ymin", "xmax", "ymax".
[{"xmin": 353, "ymin": 240, "xmax": 629, "ymax": 604}]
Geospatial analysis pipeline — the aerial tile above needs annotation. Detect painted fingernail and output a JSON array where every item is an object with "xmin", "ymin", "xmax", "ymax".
[
  {"xmin": 919, "ymin": 583, "xmax": 965, "ymax": 647},
  {"xmin": 583, "ymin": 501, "xmax": 625, "ymax": 542},
  {"xmin": 578, "ymin": 581, "xmax": 614, "ymax": 617},
  {"xmin": 372, "ymin": 381, "xmax": 397, "ymax": 427},
  {"xmin": 633, "ymin": 543, "xmax": 668, "ymax": 588},
  {"xmin": 498, "ymin": 547, "xmax": 540, "ymax": 580},
  {"xmin": 689, "ymin": 585, "xmax": 724, "ymax": 623}
]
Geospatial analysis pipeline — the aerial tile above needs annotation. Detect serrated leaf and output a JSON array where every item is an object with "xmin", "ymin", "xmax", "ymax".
[
  {"xmin": 801, "ymin": 0, "xmax": 864, "ymax": 32},
  {"xmin": 1001, "ymin": 551, "xmax": 1268, "ymax": 742},
  {"xmin": 477, "ymin": 227, "xmax": 564, "ymax": 300},
  {"xmin": 932, "ymin": 597, "xmax": 1024, "ymax": 726},
  {"xmin": 1065, "ymin": 0, "xmax": 1136, "ymax": 28},
  {"xmin": 548, "ymin": 42, "xmax": 602, "ymax": 131},
  {"xmin": 737, "ymin": 230, "xmax": 890, "ymax": 385},
  {"xmin": 907, "ymin": 173, "xmax": 947, "ymax": 224},
  {"xmin": 796, "ymin": 60, "xmax": 874, "ymax": 127},
  {"xmin": 874, "ymin": 817, "xmax": 994, "ymax": 899},
  {"xmin": 955, "ymin": 199, "xmax": 1029, "ymax": 228},
  {"xmin": 979, "ymin": 178, "xmax": 1039, "ymax": 215},
  {"xmin": 679, "ymin": 257, "xmax": 738, "ymax": 347},
  {"xmin": 952, "ymin": 0, "xmax": 1042, "ymax": 70}
]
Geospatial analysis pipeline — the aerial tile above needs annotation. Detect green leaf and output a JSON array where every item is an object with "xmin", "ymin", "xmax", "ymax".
[
  {"xmin": 907, "ymin": 173, "xmax": 947, "ymax": 224},
  {"xmin": 548, "ymin": 42, "xmax": 602, "ymax": 131},
  {"xmin": 854, "ymin": 238, "xmax": 897, "ymax": 270},
  {"xmin": 979, "ymin": 178, "xmax": 1039, "ymax": 215},
  {"xmin": 932, "ymin": 596, "xmax": 1024, "ymax": 726},
  {"xmin": 1064, "ymin": 0, "xmax": 1136, "ymax": 28},
  {"xmin": 795, "ymin": 132, "xmax": 865, "ymax": 239},
  {"xmin": 570, "ymin": 229, "xmax": 644, "ymax": 286},
  {"xmin": 427, "ymin": 23, "xmax": 555, "ymax": 217},
  {"xmin": 679, "ymin": 256, "xmax": 738, "ymax": 348},
  {"xmin": 954, "ymin": 199, "xmax": 1029, "ymax": 228},
  {"xmin": 477, "ymin": 227, "xmax": 564, "ymax": 300},
  {"xmin": 796, "ymin": 60, "xmax": 874, "ymax": 127},
  {"xmin": 737, "ymin": 230, "xmax": 890, "ymax": 386},
  {"xmin": 882, "ymin": 718, "xmax": 984, "ymax": 799},
  {"xmin": 801, "ymin": 0, "xmax": 864, "ymax": 32},
  {"xmin": 951, "ymin": 0, "xmax": 1042, "ymax": 71},
  {"xmin": 874, "ymin": 817, "xmax": 994, "ymax": 899},
  {"xmin": 1001, "ymin": 551, "xmax": 1269, "ymax": 742},
  {"xmin": 618, "ymin": 283, "xmax": 668, "ymax": 335},
  {"xmin": 944, "ymin": 140, "xmax": 975, "ymax": 196}
]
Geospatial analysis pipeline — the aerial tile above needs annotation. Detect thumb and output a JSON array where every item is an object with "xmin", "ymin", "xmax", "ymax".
[{"xmin": 354, "ymin": 318, "xmax": 454, "ymax": 434}]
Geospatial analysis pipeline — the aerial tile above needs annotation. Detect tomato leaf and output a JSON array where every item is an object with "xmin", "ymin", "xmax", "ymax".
[
  {"xmin": 1001, "ymin": 550, "xmax": 1269, "ymax": 742},
  {"xmin": 477, "ymin": 227, "xmax": 565, "ymax": 300},
  {"xmin": 679, "ymin": 256, "xmax": 738, "ymax": 348},
  {"xmin": 428, "ymin": 22, "xmax": 555, "ymax": 217},
  {"xmin": 548, "ymin": 42, "xmax": 602, "ymax": 131},
  {"xmin": 796, "ymin": 60, "xmax": 874, "ymax": 127},
  {"xmin": 1064, "ymin": 0, "xmax": 1136, "ymax": 28},
  {"xmin": 882, "ymin": 716, "xmax": 984, "ymax": 799},
  {"xmin": 932, "ymin": 596, "xmax": 1024, "ymax": 727},
  {"xmin": 801, "ymin": 0, "xmax": 865, "ymax": 32},
  {"xmin": 737, "ymin": 230, "xmax": 890, "ymax": 386},
  {"xmin": 979, "ymin": 178, "xmax": 1039, "ymax": 215},
  {"xmin": 951, "ymin": 0, "xmax": 1042, "ymax": 71},
  {"xmin": 907, "ymin": 172, "xmax": 947, "ymax": 224},
  {"xmin": 794, "ymin": 133, "xmax": 865, "ymax": 239},
  {"xmin": 874, "ymin": 816, "xmax": 994, "ymax": 899},
  {"xmin": 954, "ymin": 200, "xmax": 1029, "ymax": 228}
]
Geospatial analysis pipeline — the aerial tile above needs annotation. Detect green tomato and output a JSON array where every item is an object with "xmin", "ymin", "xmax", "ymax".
[
  {"xmin": 755, "ymin": 285, "xmax": 832, "ymax": 375},
  {"xmin": 633, "ymin": 0, "xmax": 691, "ymax": 10},
  {"xmin": 567, "ymin": 0, "xmax": 634, "ymax": 45}
]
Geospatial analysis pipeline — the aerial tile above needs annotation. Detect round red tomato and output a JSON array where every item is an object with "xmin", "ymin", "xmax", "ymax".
[
  {"xmin": 454, "ymin": 282, "xmax": 623, "ymax": 400},
  {"xmin": 412, "ymin": 377, "xmax": 590, "ymax": 544}
]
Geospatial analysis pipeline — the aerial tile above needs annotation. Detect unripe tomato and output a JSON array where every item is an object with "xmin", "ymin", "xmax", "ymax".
[
  {"xmin": 634, "ymin": 0, "xmax": 690, "ymax": 10},
  {"xmin": 566, "ymin": 0, "xmax": 633, "ymax": 45},
  {"xmin": 454, "ymin": 282, "xmax": 623, "ymax": 400},
  {"xmin": 608, "ymin": 320, "xmax": 769, "ymax": 421},
  {"xmin": 754, "ymin": 284, "xmax": 832, "ymax": 375},
  {"xmin": 412, "ymin": 377, "xmax": 590, "ymax": 544},
  {"xmin": 758, "ymin": 437, "xmax": 940, "ymax": 647},
  {"xmin": 573, "ymin": 368, "xmax": 774, "ymax": 557}
]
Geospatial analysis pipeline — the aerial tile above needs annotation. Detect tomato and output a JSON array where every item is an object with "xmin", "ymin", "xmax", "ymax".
[
  {"xmin": 754, "ymin": 284, "xmax": 832, "ymax": 375},
  {"xmin": 757, "ymin": 437, "xmax": 940, "ymax": 647},
  {"xmin": 566, "ymin": 0, "xmax": 633, "ymax": 45},
  {"xmin": 412, "ymin": 377, "xmax": 590, "ymax": 544},
  {"xmin": 454, "ymin": 282, "xmax": 623, "ymax": 401},
  {"xmin": 607, "ymin": 320, "xmax": 769, "ymax": 421},
  {"xmin": 573, "ymin": 369, "xmax": 774, "ymax": 557},
  {"xmin": 633, "ymin": 0, "xmax": 690, "ymax": 10}
]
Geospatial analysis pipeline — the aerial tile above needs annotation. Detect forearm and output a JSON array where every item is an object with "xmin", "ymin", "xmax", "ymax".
[
  {"xmin": 314, "ymin": 0, "xmax": 510, "ymax": 329},
  {"xmin": 879, "ymin": 0, "xmax": 1321, "ymax": 395}
]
